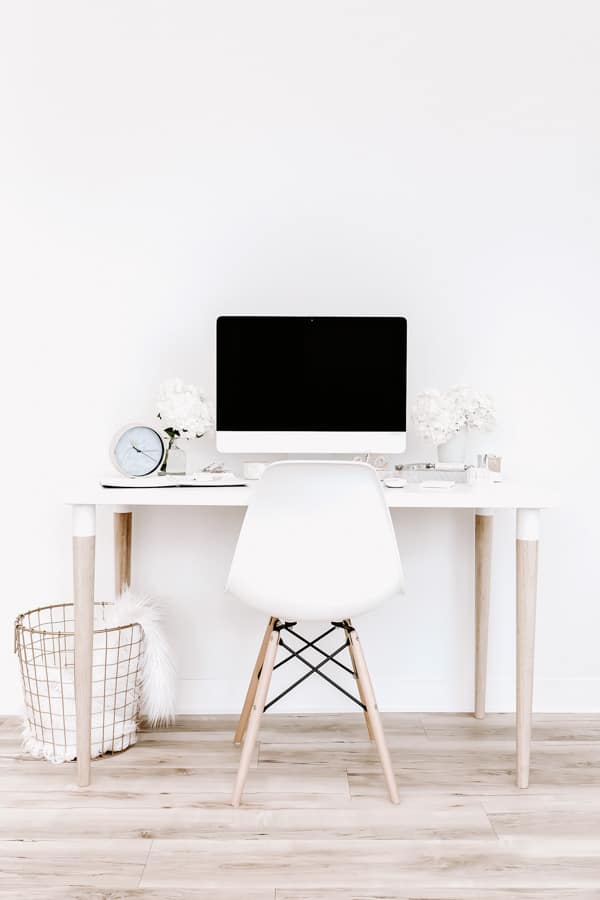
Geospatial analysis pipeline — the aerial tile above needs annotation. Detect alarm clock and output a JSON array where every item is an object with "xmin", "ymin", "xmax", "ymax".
[{"xmin": 110, "ymin": 424, "xmax": 166, "ymax": 477}]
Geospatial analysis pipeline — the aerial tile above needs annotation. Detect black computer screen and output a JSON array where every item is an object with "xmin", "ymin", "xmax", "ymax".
[{"xmin": 216, "ymin": 316, "xmax": 407, "ymax": 432}]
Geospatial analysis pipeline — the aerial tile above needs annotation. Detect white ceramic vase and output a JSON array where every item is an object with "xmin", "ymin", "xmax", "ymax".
[{"xmin": 437, "ymin": 428, "xmax": 468, "ymax": 464}]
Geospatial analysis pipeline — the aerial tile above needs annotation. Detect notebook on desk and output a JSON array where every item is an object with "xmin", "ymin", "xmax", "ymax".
[{"xmin": 101, "ymin": 473, "xmax": 247, "ymax": 488}]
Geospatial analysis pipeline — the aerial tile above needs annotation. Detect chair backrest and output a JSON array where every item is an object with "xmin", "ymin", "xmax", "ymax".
[{"xmin": 227, "ymin": 460, "xmax": 405, "ymax": 622}]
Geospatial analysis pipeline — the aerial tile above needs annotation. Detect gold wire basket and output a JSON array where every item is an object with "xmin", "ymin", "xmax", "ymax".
[{"xmin": 15, "ymin": 603, "xmax": 143, "ymax": 763}]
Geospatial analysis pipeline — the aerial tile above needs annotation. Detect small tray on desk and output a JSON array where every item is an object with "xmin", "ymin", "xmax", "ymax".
[{"xmin": 100, "ymin": 474, "xmax": 247, "ymax": 488}]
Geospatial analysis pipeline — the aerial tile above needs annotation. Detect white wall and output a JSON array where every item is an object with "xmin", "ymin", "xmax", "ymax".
[{"xmin": 2, "ymin": 0, "xmax": 599, "ymax": 714}]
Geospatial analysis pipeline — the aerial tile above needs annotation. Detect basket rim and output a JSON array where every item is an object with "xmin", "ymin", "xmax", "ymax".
[{"xmin": 15, "ymin": 602, "xmax": 142, "ymax": 637}]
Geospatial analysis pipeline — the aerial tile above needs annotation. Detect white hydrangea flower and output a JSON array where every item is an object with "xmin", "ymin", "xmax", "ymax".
[
  {"xmin": 412, "ymin": 386, "xmax": 495, "ymax": 445},
  {"xmin": 156, "ymin": 378, "xmax": 214, "ymax": 439}
]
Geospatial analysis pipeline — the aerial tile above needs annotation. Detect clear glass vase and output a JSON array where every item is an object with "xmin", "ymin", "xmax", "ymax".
[{"xmin": 161, "ymin": 443, "xmax": 186, "ymax": 475}]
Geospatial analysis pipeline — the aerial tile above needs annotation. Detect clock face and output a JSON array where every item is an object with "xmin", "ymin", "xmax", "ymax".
[{"xmin": 111, "ymin": 425, "xmax": 165, "ymax": 477}]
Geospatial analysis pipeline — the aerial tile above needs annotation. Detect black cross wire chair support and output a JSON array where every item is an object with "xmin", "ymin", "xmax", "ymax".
[{"xmin": 263, "ymin": 620, "xmax": 367, "ymax": 712}]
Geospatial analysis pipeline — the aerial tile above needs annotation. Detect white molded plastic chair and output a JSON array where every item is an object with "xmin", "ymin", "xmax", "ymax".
[{"xmin": 227, "ymin": 460, "xmax": 405, "ymax": 806}]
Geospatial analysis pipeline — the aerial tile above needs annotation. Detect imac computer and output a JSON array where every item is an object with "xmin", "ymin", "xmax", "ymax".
[{"xmin": 216, "ymin": 315, "xmax": 407, "ymax": 454}]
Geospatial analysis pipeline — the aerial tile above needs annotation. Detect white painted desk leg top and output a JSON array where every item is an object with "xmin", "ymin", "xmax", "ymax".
[
  {"xmin": 516, "ymin": 508, "xmax": 540, "ymax": 789},
  {"xmin": 474, "ymin": 509, "xmax": 494, "ymax": 719},
  {"xmin": 114, "ymin": 506, "xmax": 133, "ymax": 599},
  {"xmin": 72, "ymin": 504, "xmax": 96, "ymax": 788}
]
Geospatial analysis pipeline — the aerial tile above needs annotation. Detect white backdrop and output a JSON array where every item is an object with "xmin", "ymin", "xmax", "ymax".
[{"xmin": 1, "ymin": 0, "xmax": 599, "ymax": 713}]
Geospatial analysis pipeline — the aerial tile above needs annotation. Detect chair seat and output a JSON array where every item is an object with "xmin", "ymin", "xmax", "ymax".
[
  {"xmin": 228, "ymin": 580, "xmax": 403, "ymax": 623},
  {"xmin": 226, "ymin": 460, "xmax": 405, "ymax": 621}
]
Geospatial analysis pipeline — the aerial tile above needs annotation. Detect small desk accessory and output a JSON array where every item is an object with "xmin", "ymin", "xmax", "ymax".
[
  {"xmin": 396, "ymin": 462, "xmax": 468, "ymax": 473},
  {"xmin": 191, "ymin": 471, "xmax": 246, "ymax": 486},
  {"xmin": 480, "ymin": 453, "xmax": 503, "ymax": 482},
  {"xmin": 396, "ymin": 462, "xmax": 469, "ymax": 484},
  {"xmin": 110, "ymin": 424, "xmax": 166, "ymax": 478},
  {"xmin": 467, "ymin": 466, "xmax": 493, "ymax": 486},
  {"xmin": 101, "ymin": 472, "xmax": 246, "ymax": 488},
  {"xmin": 383, "ymin": 477, "xmax": 407, "ymax": 488},
  {"xmin": 243, "ymin": 461, "xmax": 269, "ymax": 480}
]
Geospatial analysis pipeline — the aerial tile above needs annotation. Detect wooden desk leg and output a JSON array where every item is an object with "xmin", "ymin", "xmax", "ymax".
[
  {"xmin": 516, "ymin": 508, "xmax": 540, "ymax": 789},
  {"xmin": 474, "ymin": 509, "xmax": 493, "ymax": 719},
  {"xmin": 73, "ymin": 504, "xmax": 96, "ymax": 788},
  {"xmin": 114, "ymin": 507, "xmax": 132, "ymax": 599}
]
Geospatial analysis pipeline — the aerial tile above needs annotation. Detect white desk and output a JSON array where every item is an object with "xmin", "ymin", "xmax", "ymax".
[{"xmin": 68, "ymin": 481, "xmax": 557, "ymax": 789}]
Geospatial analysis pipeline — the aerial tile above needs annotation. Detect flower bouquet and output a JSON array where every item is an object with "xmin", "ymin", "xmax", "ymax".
[
  {"xmin": 412, "ymin": 386, "xmax": 496, "ymax": 462},
  {"xmin": 156, "ymin": 379, "xmax": 214, "ymax": 473}
]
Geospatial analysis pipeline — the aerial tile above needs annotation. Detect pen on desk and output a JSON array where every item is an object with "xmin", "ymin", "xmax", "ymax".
[{"xmin": 395, "ymin": 462, "xmax": 468, "ymax": 473}]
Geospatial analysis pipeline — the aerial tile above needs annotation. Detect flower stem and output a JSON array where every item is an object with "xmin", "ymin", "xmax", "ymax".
[{"xmin": 160, "ymin": 430, "xmax": 179, "ymax": 474}]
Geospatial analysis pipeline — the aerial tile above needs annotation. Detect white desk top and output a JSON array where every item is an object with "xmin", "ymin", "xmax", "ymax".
[{"xmin": 67, "ymin": 481, "xmax": 559, "ymax": 510}]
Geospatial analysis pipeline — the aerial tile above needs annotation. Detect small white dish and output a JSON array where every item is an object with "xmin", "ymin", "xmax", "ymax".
[{"xmin": 383, "ymin": 477, "xmax": 407, "ymax": 489}]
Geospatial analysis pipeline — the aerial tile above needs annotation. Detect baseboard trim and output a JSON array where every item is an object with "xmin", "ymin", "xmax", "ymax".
[{"xmin": 175, "ymin": 676, "xmax": 600, "ymax": 714}]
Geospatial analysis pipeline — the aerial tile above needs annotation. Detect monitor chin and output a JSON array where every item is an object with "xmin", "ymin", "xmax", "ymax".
[{"xmin": 216, "ymin": 431, "xmax": 407, "ymax": 455}]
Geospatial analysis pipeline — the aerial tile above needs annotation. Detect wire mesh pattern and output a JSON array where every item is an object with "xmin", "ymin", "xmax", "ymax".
[{"xmin": 15, "ymin": 603, "xmax": 143, "ymax": 763}]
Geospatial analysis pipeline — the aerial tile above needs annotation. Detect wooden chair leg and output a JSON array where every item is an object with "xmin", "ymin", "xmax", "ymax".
[
  {"xmin": 234, "ymin": 616, "xmax": 277, "ymax": 745},
  {"xmin": 345, "ymin": 620, "xmax": 374, "ymax": 742},
  {"xmin": 232, "ymin": 627, "xmax": 280, "ymax": 807},
  {"xmin": 348, "ymin": 627, "xmax": 399, "ymax": 804}
]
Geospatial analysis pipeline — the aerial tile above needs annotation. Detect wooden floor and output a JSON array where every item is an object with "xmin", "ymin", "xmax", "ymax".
[{"xmin": 2, "ymin": 713, "xmax": 600, "ymax": 898}]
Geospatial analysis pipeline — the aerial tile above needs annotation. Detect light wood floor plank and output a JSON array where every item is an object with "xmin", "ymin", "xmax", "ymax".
[
  {"xmin": 141, "ymin": 838, "xmax": 600, "ymax": 889},
  {"xmin": 276, "ymin": 892, "xmax": 600, "ymax": 900},
  {"xmin": 0, "ymin": 798, "xmax": 493, "ymax": 840},
  {"xmin": 483, "ymin": 793, "xmax": 600, "ymax": 838},
  {"xmin": 0, "ymin": 718, "xmax": 18, "ymax": 732},
  {"xmin": 0, "ymin": 789, "xmax": 355, "ymax": 810},
  {"xmin": 0, "ymin": 889, "xmax": 273, "ymax": 899},
  {"xmin": 0, "ymin": 838, "xmax": 149, "ymax": 888},
  {"xmin": 140, "ymin": 713, "xmax": 424, "ymax": 742},
  {"xmin": 257, "ymin": 713, "xmax": 426, "ymax": 745},
  {"xmin": 0, "ymin": 767, "xmax": 349, "ymax": 796},
  {"xmin": 263, "ymin": 740, "xmax": 600, "ymax": 788},
  {"xmin": 0, "ymin": 740, "xmax": 257, "ymax": 771},
  {"xmin": 421, "ymin": 712, "xmax": 600, "ymax": 743}
]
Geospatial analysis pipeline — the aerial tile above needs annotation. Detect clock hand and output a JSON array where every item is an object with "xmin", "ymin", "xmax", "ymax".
[
  {"xmin": 129, "ymin": 442, "xmax": 159, "ymax": 462},
  {"xmin": 139, "ymin": 449, "xmax": 160, "ymax": 462}
]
